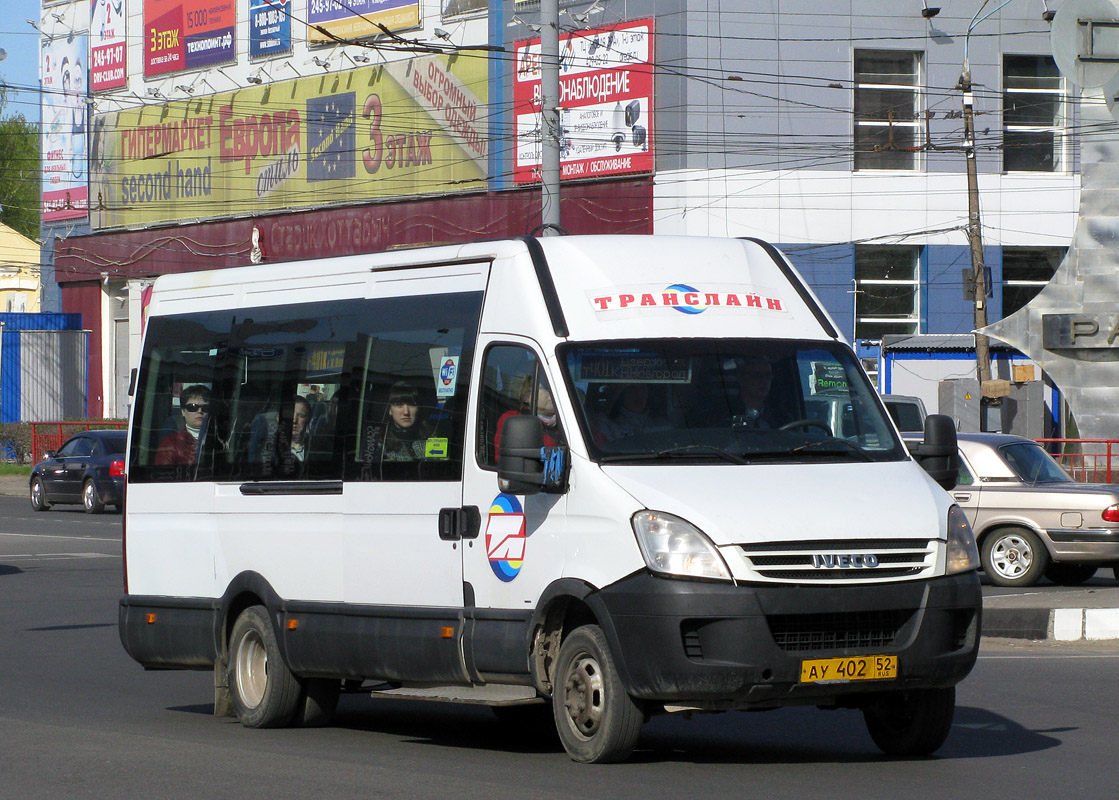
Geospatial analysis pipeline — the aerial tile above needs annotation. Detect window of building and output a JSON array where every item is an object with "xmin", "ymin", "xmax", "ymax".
[
  {"xmin": 1001, "ymin": 247, "xmax": 1064, "ymax": 316},
  {"xmin": 1003, "ymin": 55, "xmax": 1065, "ymax": 172},
  {"xmin": 854, "ymin": 50, "xmax": 922, "ymax": 170},
  {"xmin": 854, "ymin": 246, "xmax": 921, "ymax": 339}
]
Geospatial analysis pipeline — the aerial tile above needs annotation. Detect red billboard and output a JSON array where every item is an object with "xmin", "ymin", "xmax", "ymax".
[
  {"xmin": 513, "ymin": 19, "xmax": 654, "ymax": 184},
  {"xmin": 143, "ymin": 0, "xmax": 235, "ymax": 77},
  {"xmin": 91, "ymin": 0, "xmax": 127, "ymax": 91}
]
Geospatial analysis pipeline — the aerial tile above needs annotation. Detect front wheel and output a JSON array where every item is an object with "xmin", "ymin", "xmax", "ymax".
[
  {"xmin": 552, "ymin": 625, "xmax": 644, "ymax": 763},
  {"xmin": 227, "ymin": 605, "xmax": 302, "ymax": 728},
  {"xmin": 82, "ymin": 479, "xmax": 105, "ymax": 514},
  {"xmin": 30, "ymin": 477, "xmax": 50, "ymax": 511},
  {"xmin": 863, "ymin": 686, "xmax": 955, "ymax": 756},
  {"xmin": 981, "ymin": 528, "xmax": 1048, "ymax": 587}
]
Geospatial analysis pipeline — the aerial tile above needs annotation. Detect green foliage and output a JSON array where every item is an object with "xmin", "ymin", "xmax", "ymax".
[
  {"xmin": 0, "ymin": 422, "xmax": 33, "ymax": 464},
  {"xmin": 0, "ymin": 89, "xmax": 40, "ymax": 239}
]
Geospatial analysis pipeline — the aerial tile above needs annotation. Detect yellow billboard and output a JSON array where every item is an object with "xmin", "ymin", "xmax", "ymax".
[{"xmin": 90, "ymin": 53, "xmax": 488, "ymax": 229}]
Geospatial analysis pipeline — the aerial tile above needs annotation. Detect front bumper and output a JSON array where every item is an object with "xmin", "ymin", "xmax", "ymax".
[{"xmin": 592, "ymin": 571, "xmax": 981, "ymax": 709}]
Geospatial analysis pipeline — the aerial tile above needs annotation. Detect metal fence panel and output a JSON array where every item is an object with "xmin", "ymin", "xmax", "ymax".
[{"xmin": 19, "ymin": 330, "xmax": 88, "ymax": 422}]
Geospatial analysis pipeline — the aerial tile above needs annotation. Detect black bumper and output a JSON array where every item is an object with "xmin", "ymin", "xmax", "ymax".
[{"xmin": 591, "ymin": 571, "xmax": 981, "ymax": 708}]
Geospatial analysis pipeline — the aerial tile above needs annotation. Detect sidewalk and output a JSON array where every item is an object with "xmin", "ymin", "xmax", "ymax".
[{"xmin": 5, "ymin": 469, "xmax": 1116, "ymax": 641}]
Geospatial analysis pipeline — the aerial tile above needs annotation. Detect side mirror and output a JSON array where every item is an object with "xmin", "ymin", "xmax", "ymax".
[
  {"xmin": 912, "ymin": 414, "xmax": 959, "ymax": 491},
  {"xmin": 498, "ymin": 415, "xmax": 568, "ymax": 495}
]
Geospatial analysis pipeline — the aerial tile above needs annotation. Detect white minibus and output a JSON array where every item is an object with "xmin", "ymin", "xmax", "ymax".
[{"xmin": 120, "ymin": 236, "xmax": 980, "ymax": 763}]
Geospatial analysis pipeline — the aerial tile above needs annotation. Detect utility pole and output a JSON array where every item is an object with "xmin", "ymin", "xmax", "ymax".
[
  {"xmin": 539, "ymin": 0, "xmax": 562, "ymax": 234},
  {"xmin": 959, "ymin": 66, "xmax": 993, "ymax": 390}
]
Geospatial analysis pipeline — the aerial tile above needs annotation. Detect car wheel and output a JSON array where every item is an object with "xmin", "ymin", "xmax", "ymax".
[
  {"xmin": 552, "ymin": 624, "xmax": 644, "ymax": 763},
  {"xmin": 227, "ymin": 605, "xmax": 301, "ymax": 728},
  {"xmin": 30, "ymin": 477, "xmax": 51, "ymax": 511},
  {"xmin": 82, "ymin": 479, "xmax": 105, "ymax": 514},
  {"xmin": 863, "ymin": 687, "xmax": 955, "ymax": 756},
  {"xmin": 1044, "ymin": 563, "xmax": 1097, "ymax": 586},
  {"xmin": 981, "ymin": 528, "xmax": 1048, "ymax": 587}
]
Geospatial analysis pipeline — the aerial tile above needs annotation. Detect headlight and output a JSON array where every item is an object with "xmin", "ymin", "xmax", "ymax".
[
  {"xmin": 945, "ymin": 504, "xmax": 980, "ymax": 575},
  {"xmin": 632, "ymin": 510, "xmax": 732, "ymax": 581}
]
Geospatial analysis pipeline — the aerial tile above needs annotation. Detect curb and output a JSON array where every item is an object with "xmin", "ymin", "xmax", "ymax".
[{"xmin": 984, "ymin": 607, "xmax": 1119, "ymax": 641}]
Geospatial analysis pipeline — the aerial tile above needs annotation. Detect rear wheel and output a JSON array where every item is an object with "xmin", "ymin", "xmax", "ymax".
[
  {"xmin": 30, "ymin": 477, "xmax": 50, "ymax": 511},
  {"xmin": 82, "ymin": 479, "xmax": 105, "ymax": 514},
  {"xmin": 552, "ymin": 625, "xmax": 644, "ymax": 763},
  {"xmin": 227, "ymin": 606, "xmax": 301, "ymax": 728},
  {"xmin": 863, "ymin": 687, "xmax": 955, "ymax": 756},
  {"xmin": 1044, "ymin": 563, "xmax": 1097, "ymax": 586},
  {"xmin": 981, "ymin": 528, "xmax": 1048, "ymax": 587}
]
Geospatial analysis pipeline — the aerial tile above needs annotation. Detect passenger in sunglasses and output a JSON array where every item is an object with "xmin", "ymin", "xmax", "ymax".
[{"xmin": 155, "ymin": 385, "xmax": 211, "ymax": 465}]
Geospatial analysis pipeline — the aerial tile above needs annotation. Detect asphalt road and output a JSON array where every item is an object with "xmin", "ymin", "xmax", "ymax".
[{"xmin": 3, "ymin": 495, "xmax": 1119, "ymax": 799}]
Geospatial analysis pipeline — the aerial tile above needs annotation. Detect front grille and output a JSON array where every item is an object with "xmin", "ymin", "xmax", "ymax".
[
  {"xmin": 768, "ymin": 608, "xmax": 915, "ymax": 652},
  {"xmin": 738, "ymin": 538, "xmax": 934, "ymax": 583}
]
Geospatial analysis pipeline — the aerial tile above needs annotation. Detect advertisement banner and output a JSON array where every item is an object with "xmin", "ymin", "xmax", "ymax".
[
  {"xmin": 90, "ymin": 53, "xmax": 488, "ymax": 229},
  {"xmin": 513, "ymin": 19, "xmax": 654, "ymax": 184},
  {"xmin": 144, "ymin": 0, "xmax": 235, "ymax": 76},
  {"xmin": 91, "ymin": 0, "xmax": 128, "ymax": 91},
  {"xmin": 41, "ymin": 30, "xmax": 89, "ymax": 221},
  {"xmin": 250, "ymin": 0, "xmax": 291, "ymax": 59},
  {"xmin": 308, "ymin": 0, "xmax": 421, "ymax": 43}
]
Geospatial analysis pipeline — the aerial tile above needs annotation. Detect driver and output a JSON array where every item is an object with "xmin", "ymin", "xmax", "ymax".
[{"xmin": 731, "ymin": 356, "xmax": 774, "ymax": 429}]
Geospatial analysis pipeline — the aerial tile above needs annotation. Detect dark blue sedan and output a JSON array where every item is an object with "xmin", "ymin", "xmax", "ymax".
[{"xmin": 30, "ymin": 430, "xmax": 127, "ymax": 513}]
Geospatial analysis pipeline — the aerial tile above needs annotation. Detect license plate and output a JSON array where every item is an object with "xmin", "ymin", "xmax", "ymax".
[{"xmin": 800, "ymin": 655, "xmax": 897, "ymax": 683}]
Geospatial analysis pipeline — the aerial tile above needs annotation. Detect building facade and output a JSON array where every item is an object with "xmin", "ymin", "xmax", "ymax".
[{"xmin": 37, "ymin": 1, "xmax": 1080, "ymax": 418}]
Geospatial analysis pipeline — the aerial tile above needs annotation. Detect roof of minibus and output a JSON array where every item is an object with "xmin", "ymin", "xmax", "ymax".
[
  {"xmin": 147, "ymin": 236, "xmax": 841, "ymax": 344},
  {"xmin": 530, "ymin": 235, "xmax": 840, "ymax": 343}
]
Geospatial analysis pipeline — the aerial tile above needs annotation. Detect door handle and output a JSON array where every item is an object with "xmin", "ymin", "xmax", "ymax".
[
  {"xmin": 953, "ymin": 493, "xmax": 972, "ymax": 502},
  {"xmin": 439, "ymin": 506, "xmax": 481, "ymax": 541}
]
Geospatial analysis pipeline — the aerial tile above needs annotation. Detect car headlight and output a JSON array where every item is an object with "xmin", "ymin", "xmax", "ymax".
[
  {"xmin": 945, "ymin": 504, "xmax": 980, "ymax": 575},
  {"xmin": 632, "ymin": 510, "xmax": 732, "ymax": 581}
]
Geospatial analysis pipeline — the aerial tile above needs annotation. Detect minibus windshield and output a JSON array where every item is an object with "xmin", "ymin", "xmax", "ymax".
[{"xmin": 560, "ymin": 338, "xmax": 907, "ymax": 465}]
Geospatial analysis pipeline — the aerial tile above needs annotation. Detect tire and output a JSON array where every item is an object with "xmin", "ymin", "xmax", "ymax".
[
  {"xmin": 227, "ymin": 606, "xmax": 302, "ymax": 728},
  {"xmin": 552, "ymin": 625, "xmax": 644, "ymax": 763},
  {"xmin": 1113, "ymin": 565, "xmax": 1119, "ymax": 583},
  {"xmin": 981, "ymin": 528, "xmax": 1048, "ymax": 587},
  {"xmin": 297, "ymin": 678, "xmax": 341, "ymax": 727},
  {"xmin": 30, "ymin": 477, "xmax": 51, "ymax": 512},
  {"xmin": 82, "ymin": 479, "xmax": 105, "ymax": 514},
  {"xmin": 863, "ymin": 686, "xmax": 956, "ymax": 757},
  {"xmin": 1044, "ymin": 563, "xmax": 1097, "ymax": 586}
]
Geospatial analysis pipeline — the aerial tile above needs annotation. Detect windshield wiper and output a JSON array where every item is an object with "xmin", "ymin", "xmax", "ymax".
[
  {"xmin": 789, "ymin": 438, "xmax": 874, "ymax": 462},
  {"xmin": 654, "ymin": 445, "xmax": 751, "ymax": 465}
]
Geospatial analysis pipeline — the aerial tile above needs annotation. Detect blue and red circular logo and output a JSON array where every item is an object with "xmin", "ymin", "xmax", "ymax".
[
  {"xmin": 485, "ymin": 494, "xmax": 526, "ymax": 582},
  {"xmin": 665, "ymin": 283, "xmax": 707, "ymax": 314},
  {"xmin": 440, "ymin": 358, "xmax": 457, "ymax": 387}
]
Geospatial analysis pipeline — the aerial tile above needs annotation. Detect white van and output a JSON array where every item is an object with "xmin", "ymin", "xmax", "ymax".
[{"xmin": 119, "ymin": 236, "xmax": 980, "ymax": 763}]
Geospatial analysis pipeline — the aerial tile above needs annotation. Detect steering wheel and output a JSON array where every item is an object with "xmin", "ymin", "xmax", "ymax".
[{"xmin": 779, "ymin": 419, "xmax": 832, "ymax": 435}]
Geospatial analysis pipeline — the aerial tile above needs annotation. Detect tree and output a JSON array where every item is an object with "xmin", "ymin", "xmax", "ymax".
[{"xmin": 0, "ymin": 88, "xmax": 40, "ymax": 239}]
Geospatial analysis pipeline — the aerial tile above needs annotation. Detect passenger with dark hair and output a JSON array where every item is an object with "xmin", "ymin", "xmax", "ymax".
[
  {"xmin": 382, "ymin": 381, "xmax": 430, "ymax": 462},
  {"xmin": 155, "ymin": 385, "xmax": 210, "ymax": 464}
]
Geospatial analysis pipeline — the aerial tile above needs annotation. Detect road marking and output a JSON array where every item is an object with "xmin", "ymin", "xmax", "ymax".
[
  {"xmin": 979, "ymin": 653, "xmax": 1119, "ymax": 659},
  {"xmin": 0, "ymin": 532, "xmax": 119, "ymax": 542},
  {"xmin": 3, "ymin": 552, "xmax": 118, "ymax": 560}
]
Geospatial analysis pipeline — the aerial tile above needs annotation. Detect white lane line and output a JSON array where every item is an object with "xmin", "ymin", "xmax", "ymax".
[
  {"xmin": 3, "ymin": 552, "xmax": 118, "ymax": 560},
  {"xmin": 0, "ymin": 532, "xmax": 119, "ymax": 542},
  {"xmin": 979, "ymin": 653, "xmax": 1119, "ymax": 659}
]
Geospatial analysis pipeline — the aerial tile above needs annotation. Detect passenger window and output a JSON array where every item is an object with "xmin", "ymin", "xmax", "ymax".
[
  {"xmin": 957, "ymin": 460, "xmax": 974, "ymax": 487},
  {"xmin": 477, "ymin": 345, "xmax": 563, "ymax": 469},
  {"xmin": 130, "ymin": 292, "xmax": 482, "ymax": 484}
]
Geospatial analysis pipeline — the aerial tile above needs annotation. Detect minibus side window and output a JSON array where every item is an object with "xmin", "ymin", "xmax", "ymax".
[
  {"xmin": 344, "ymin": 292, "xmax": 483, "ymax": 483},
  {"xmin": 129, "ymin": 312, "xmax": 232, "ymax": 483}
]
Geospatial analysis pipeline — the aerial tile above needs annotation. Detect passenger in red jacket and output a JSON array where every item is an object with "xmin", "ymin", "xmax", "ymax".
[{"xmin": 155, "ymin": 385, "xmax": 210, "ymax": 464}]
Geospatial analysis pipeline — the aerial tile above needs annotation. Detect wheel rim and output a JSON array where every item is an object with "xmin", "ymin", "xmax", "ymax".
[
  {"xmin": 990, "ymin": 534, "xmax": 1033, "ymax": 580},
  {"xmin": 234, "ymin": 629, "xmax": 269, "ymax": 709},
  {"xmin": 561, "ymin": 652, "xmax": 606, "ymax": 740},
  {"xmin": 83, "ymin": 483, "xmax": 95, "ymax": 510},
  {"xmin": 31, "ymin": 481, "xmax": 41, "ymax": 506}
]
